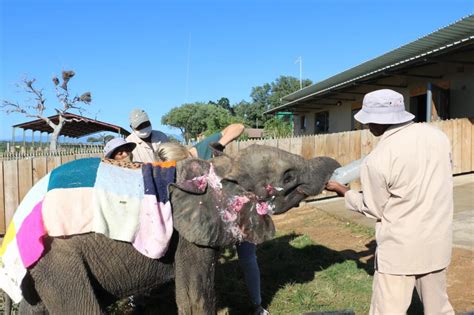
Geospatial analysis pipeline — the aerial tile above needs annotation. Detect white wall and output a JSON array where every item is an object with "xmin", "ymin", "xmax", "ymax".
[
  {"xmin": 327, "ymin": 103, "xmax": 353, "ymax": 133},
  {"xmin": 292, "ymin": 103, "xmax": 354, "ymax": 135},
  {"xmin": 449, "ymin": 70, "xmax": 474, "ymax": 118},
  {"xmin": 291, "ymin": 63, "xmax": 474, "ymax": 135}
]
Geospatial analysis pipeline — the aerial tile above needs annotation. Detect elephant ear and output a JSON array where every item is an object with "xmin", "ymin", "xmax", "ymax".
[
  {"xmin": 170, "ymin": 159, "xmax": 275, "ymax": 247},
  {"xmin": 208, "ymin": 154, "xmax": 234, "ymax": 178},
  {"xmin": 173, "ymin": 158, "xmax": 211, "ymax": 194},
  {"xmin": 170, "ymin": 184, "xmax": 228, "ymax": 247}
]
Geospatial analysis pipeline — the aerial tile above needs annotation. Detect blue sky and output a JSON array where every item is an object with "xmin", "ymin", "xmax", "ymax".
[{"xmin": 1, "ymin": 0, "xmax": 473, "ymax": 141}]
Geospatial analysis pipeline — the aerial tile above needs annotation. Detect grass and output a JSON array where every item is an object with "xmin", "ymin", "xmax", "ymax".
[
  {"xmin": 345, "ymin": 221, "xmax": 375, "ymax": 238},
  {"xmin": 215, "ymin": 233, "xmax": 373, "ymax": 315}
]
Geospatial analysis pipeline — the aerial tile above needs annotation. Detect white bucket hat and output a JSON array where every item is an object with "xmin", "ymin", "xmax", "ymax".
[
  {"xmin": 104, "ymin": 138, "xmax": 136, "ymax": 158},
  {"xmin": 354, "ymin": 89, "xmax": 415, "ymax": 124}
]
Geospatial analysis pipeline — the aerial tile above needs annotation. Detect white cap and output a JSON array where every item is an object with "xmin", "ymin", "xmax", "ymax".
[
  {"xmin": 104, "ymin": 138, "xmax": 136, "ymax": 158},
  {"xmin": 129, "ymin": 108, "xmax": 150, "ymax": 129},
  {"xmin": 354, "ymin": 89, "xmax": 414, "ymax": 124}
]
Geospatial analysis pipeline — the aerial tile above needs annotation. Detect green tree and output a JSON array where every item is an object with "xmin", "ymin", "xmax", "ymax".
[
  {"xmin": 263, "ymin": 117, "xmax": 293, "ymax": 138},
  {"xmin": 162, "ymin": 75, "xmax": 312, "ymax": 137},
  {"xmin": 250, "ymin": 83, "xmax": 271, "ymax": 110},
  {"xmin": 268, "ymin": 76, "xmax": 312, "ymax": 109},
  {"xmin": 233, "ymin": 100, "xmax": 262, "ymax": 128},
  {"xmin": 86, "ymin": 133, "xmax": 114, "ymax": 145},
  {"xmin": 247, "ymin": 85, "xmax": 270, "ymax": 128},
  {"xmin": 162, "ymin": 103, "xmax": 242, "ymax": 142},
  {"xmin": 208, "ymin": 97, "xmax": 235, "ymax": 115},
  {"xmin": 242, "ymin": 76, "xmax": 312, "ymax": 128},
  {"xmin": 161, "ymin": 103, "xmax": 204, "ymax": 142}
]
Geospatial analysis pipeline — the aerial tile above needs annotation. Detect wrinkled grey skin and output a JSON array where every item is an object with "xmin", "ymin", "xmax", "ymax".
[{"xmin": 15, "ymin": 144, "xmax": 339, "ymax": 315}]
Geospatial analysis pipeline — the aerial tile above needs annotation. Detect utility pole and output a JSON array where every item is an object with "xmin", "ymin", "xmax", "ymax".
[
  {"xmin": 185, "ymin": 33, "xmax": 191, "ymax": 103},
  {"xmin": 295, "ymin": 56, "xmax": 303, "ymax": 89}
]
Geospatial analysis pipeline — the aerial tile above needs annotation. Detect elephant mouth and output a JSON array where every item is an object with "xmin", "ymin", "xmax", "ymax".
[{"xmin": 273, "ymin": 184, "xmax": 307, "ymax": 214}]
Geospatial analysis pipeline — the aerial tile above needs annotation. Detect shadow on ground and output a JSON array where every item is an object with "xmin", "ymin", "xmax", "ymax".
[{"xmin": 126, "ymin": 234, "xmax": 423, "ymax": 315}]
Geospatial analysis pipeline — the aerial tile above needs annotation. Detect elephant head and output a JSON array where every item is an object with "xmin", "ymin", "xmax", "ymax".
[{"xmin": 170, "ymin": 144, "xmax": 340, "ymax": 248}]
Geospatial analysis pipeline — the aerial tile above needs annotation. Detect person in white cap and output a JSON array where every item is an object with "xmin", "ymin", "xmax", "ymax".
[
  {"xmin": 104, "ymin": 137, "xmax": 136, "ymax": 162},
  {"xmin": 126, "ymin": 108, "xmax": 169, "ymax": 163},
  {"xmin": 326, "ymin": 89, "xmax": 454, "ymax": 314}
]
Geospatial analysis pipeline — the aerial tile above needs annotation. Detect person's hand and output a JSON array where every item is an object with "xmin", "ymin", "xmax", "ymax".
[{"xmin": 325, "ymin": 180, "xmax": 349, "ymax": 197}]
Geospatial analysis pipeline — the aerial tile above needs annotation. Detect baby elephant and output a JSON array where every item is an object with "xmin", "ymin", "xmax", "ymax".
[{"xmin": 4, "ymin": 144, "xmax": 339, "ymax": 314}]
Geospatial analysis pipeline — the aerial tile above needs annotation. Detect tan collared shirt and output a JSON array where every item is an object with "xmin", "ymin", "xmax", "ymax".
[
  {"xmin": 345, "ymin": 122, "xmax": 453, "ymax": 275},
  {"xmin": 126, "ymin": 130, "xmax": 169, "ymax": 163}
]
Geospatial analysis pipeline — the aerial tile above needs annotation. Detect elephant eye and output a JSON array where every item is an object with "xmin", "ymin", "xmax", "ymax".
[{"xmin": 283, "ymin": 170, "xmax": 296, "ymax": 184}]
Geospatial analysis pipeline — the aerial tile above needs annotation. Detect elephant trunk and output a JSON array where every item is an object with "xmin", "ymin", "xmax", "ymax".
[
  {"xmin": 270, "ymin": 157, "xmax": 340, "ymax": 215},
  {"xmin": 300, "ymin": 157, "xmax": 341, "ymax": 196}
]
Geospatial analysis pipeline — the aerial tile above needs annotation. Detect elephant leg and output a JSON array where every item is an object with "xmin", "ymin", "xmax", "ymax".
[
  {"xmin": 29, "ymin": 238, "xmax": 103, "ymax": 314},
  {"xmin": 174, "ymin": 236, "xmax": 219, "ymax": 315}
]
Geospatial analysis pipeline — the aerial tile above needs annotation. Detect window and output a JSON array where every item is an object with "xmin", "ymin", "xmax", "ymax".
[
  {"xmin": 351, "ymin": 108, "xmax": 363, "ymax": 130},
  {"xmin": 300, "ymin": 115, "xmax": 307, "ymax": 131},
  {"xmin": 351, "ymin": 103, "xmax": 364, "ymax": 130},
  {"xmin": 315, "ymin": 111, "xmax": 329, "ymax": 134}
]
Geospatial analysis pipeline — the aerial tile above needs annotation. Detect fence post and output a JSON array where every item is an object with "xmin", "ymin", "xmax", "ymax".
[
  {"xmin": 3, "ymin": 160, "xmax": 19, "ymax": 230},
  {"xmin": 0, "ymin": 162, "xmax": 5, "ymax": 234},
  {"xmin": 460, "ymin": 118, "xmax": 472, "ymax": 173}
]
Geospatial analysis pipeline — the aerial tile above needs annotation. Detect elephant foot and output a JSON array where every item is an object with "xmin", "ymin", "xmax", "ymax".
[{"xmin": 18, "ymin": 300, "xmax": 49, "ymax": 315}]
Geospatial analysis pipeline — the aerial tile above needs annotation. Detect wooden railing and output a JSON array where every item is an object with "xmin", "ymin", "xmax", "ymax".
[
  {"xmin": 0, "ymin": 146, "xmax": 104, "ymax": 161},
  {"xmin": 0, "ymin": 118, "xmax": 472, "ymax": 234}
]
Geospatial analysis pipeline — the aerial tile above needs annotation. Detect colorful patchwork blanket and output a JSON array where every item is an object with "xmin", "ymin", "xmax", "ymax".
[{"xmin": 0, "ymin": 158, "xmax": 176, "ymax": 303}]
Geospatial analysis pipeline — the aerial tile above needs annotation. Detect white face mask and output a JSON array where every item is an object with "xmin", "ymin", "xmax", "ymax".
[{"xmin": 134, "ymin": 126, "xmax": 152, "ymax": 139}]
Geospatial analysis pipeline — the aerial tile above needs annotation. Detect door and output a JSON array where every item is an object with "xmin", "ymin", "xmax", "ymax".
[{"xmin": 409, "ymin": 83, "xmax": 450, "ymax": 122}]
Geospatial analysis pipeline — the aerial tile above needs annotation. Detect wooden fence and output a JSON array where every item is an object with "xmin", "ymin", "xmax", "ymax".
[
  {"xmin": 227, "ymin": 118, "xmax": 474, "ymax": 174},
  {"xmin": 0, "ymin": 118, "xmax": 472, "ymax": 234},
  {"xmin": 227, "ymin": 118, "xmax": 473, "ymax": 197}
]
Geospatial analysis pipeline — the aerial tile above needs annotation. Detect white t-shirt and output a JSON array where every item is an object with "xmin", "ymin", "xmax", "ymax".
[{"xmin": 126, "ymin": 130, "xmax": 169, "ymax": 163}]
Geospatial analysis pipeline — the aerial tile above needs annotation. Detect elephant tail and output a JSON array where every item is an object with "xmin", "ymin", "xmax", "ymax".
[{"xmin": 3, "ymin": 290, "xmax": 12, "ymax": 315}]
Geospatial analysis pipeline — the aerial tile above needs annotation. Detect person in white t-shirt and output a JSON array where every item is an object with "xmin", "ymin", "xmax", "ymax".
[{"xmin": 126, "ymin": 108, "xmax": 169, "ymax": 163}]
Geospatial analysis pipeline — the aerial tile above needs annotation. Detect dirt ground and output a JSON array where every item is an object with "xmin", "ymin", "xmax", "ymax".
[{"xmin": 272, "ymin": 204, "xmax": 474, "ymax": 313}]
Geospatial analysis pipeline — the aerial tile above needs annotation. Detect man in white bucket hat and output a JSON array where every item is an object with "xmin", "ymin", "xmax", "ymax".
[{"xmin": 327, "ymin": 89, "xmax": 454, "ymax": 314}]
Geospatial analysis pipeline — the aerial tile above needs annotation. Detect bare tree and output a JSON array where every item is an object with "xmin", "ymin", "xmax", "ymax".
[
  {"xmin": 87, "ymin": 133, "xmax": 114, "ymax": 145},
  {"xmin": 1, "ymin": 70, "xmax": 92, "ymax": 150}
]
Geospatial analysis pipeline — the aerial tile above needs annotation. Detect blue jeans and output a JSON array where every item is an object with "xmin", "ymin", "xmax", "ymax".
[{"xmin": 236, "ymin": 241, "xmax": 261, "ymax": 306}]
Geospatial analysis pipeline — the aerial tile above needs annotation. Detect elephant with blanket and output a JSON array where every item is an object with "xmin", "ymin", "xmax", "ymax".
[{"xmin": 1, "ymin": 144, "xmax": 339, "ymax": 314}]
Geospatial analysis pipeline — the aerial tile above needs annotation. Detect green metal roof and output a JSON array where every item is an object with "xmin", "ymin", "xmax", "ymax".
[{"xmin": 267, "ymin": 14, "xmax": 474, "ymax": 114}]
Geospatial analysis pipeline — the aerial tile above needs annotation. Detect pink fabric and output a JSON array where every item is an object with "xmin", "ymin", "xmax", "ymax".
[
  {"xmin": 16, "ymin": 201, "xmax": 46, "ymax": 267},
  {"xmin": 133, "ymin": 195, "xmax": 173, "ymax": 259},
  {"xmin": 223, "ymin": 210, "xmax": 238, "ymax": 222},
  {"xmin": 229, "ymin": 196, "xmax": 250, "ymax": 213},
  {"xmin": 256, "ymin": 202, "xmax": 269, "ymax": 215},
  {"xmin": 1, "ymin": 160, "xmax": 177, "ymax": 305},
  {"xmin": 42, "ymin": 188, "xmax": 95, "ymax": 236}
]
